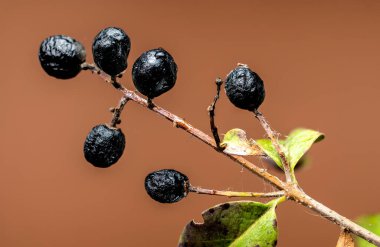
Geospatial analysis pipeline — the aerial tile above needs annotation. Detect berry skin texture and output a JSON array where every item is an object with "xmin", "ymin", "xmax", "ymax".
[
  {"xmin": 39, "ymin": 35, "xmax": 86, "ymax": 79},
  {"xmin": 132, "ymin": 48, "xmax": 177, "ymax": 99},
  {"xmin": 92, "ymin": 27, "xmax": 131, "ymax": 76},
  {"xmin": 225, "ymin": 64, "xmax": 265, "ymax": 111},
  {"xmin": 83, "ymin": 124, "xmax": 125, "ymax": 168},
  {"xmin": 145, "ymin": 169, "xmax": 189, "ymax": 203}
]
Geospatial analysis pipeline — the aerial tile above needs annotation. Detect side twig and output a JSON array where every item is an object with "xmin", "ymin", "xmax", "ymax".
[
  {"xmin": 110, "ymin": 96, "xmax": 129, "ymax": 127},
  {"xmin": 253, "ymin": 110, "xmax": 296, "ymax": 184},
  {"xmin": 189, "ymin": 185, "xmax": 285, "ymax": 198},
  {"xmin": 207, "ymin": 78, "xmax": 224, "ymax": 150}
]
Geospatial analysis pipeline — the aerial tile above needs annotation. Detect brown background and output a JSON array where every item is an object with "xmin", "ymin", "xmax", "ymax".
[{"xmin": 1, "ymin": 0, "xmax": 380, "ymax": 246}]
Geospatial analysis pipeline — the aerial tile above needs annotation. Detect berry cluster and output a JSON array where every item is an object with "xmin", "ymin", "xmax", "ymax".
[
  {"xmin": 37, "ymin": 26, "xmax": 380, "ymax": 247},
  {"xmin": 38, "ymin": 26, "xmax": 265, "ymax": 203}
]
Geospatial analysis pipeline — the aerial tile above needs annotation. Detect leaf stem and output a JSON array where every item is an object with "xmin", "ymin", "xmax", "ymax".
[{"xmin": 188, "ymin": 185, "xmax": 285, "ymax": 198}]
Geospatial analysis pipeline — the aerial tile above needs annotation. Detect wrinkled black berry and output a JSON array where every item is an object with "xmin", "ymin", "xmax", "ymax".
[
  {"xmin": 39, "ymin": 35, "xmax": 86, "ymax": 79},
  {"xmin": 225, "ymin": 64, "xmax": 265, "ymax": 111},
  {"xmin": 132, "ymin": 48, "xmax": 177, "ymax": 99},
  {"xmin": 92, "ymin": 27, "xmax": 131, "ymax": 76},
  {"xmin": 145, "ymin": 169, "xmax": 189, "ymax": 203},
  {"xmin": 83, "ymin": 124, "xmax": 125, "ymax": 168}
]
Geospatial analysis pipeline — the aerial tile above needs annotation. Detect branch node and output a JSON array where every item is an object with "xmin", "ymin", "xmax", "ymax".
[{"xmin": 147, "ymin": 98, "xmax": 155, "ymax": 109}]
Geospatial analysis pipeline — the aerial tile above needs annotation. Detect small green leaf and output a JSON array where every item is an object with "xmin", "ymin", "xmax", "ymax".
[
  {"xmin": 356, "ymin": 214, "xmax": 380, "ymax": 247},
  {"xmin": 221, "ymin": 128, "xmax": 263, "ymax": 156},
  {"xmin": 284, "ymin": 128, "xmax": 324, "ymax": 169},
  {"xmin": 256, "ymin": 139, "xmax": 284, "ymax": 169},
  {"xmin": 178, "ymin": 198, "xmax": 282, "ymax": 247},
  {"xmin": 257, "ymin": 128, "xmax": 324, "ymax": 170}
]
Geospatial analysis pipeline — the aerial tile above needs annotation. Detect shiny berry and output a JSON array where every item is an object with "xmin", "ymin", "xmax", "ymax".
[
  {"xmin": 145, "ymin": 169, "xmax": 189, "ymax": 203},
  {"xmin": 39, "ymin": 35, "xmax": 86, "ymax": 79},
  {"xmin": 225, "ymin": 64, "xmax": 265, "ymax": 111},
  {"xmin": 92, "ymin": 27, "xmax": 131, "ymax": 76},
  {"xmin": 132, "ymin": 48, "xmax": 177, "ymax": 99},
  {"xmin": 83, "ymin": 124, "xmax": 125, "ymax": 168}
]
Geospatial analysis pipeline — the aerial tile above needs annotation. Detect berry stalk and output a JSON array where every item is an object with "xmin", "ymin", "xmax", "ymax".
[
  {"xmin": 188, "ymin": 185, "xmax": 285, "ymax": 198},
  {"xmin": 110, "ymin": 96, "xmax": 129, "ymax": 127},
  {"xmin": 207, "ymin": 78, "xmax": 224, "ymax": 150}
]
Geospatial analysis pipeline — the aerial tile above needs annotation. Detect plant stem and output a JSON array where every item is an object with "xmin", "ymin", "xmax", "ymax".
[
  {"xmin": 253, "ymin": 110, "xmax": 295, "ymax": 184},
  {"xmin": 86, "ymin": 68, "xmax": 380, "ymax": 246},
  {"xmin": 207, "ymin": 78, "xmax": 224, "ymax": 150},
  {"xmin": 110, "ymin": 96, "xmax": 129, "ymax": 127},
  {"xmin": 189, "ymin": 185, "xmax": 285, "ymax": 198}
]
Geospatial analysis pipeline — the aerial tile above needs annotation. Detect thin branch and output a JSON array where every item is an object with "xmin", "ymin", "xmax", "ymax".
[
  {"xmin": 207, "ymin": 78, "xmax": 224, "ymax": 150},
  {"xmin": 85, "ymin": 70, "xmax": 380, "ymax": 246},
  {"xmin": 189, "ymin": 185, "xmax": 285, "ymax": 198},
  {"xmin": 288, "ymin": 187, "xmax": 380, "ymax": 246},
  {"xmin": 110, "ymin": 96, "xmax": 129, "ymax": 127},
  {"xmin": 253, "ymin": 110, "xmax": 296, "ymax": 184}
]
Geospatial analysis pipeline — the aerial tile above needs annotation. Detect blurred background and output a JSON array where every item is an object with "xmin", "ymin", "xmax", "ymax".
[{"xmin": 1, "ymin": 0, "xmax": 380, "ymax": 246}]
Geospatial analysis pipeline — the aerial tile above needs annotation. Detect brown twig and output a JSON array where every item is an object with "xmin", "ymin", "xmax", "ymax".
[
  {"xmin": 189, "ymin": 185, "xmax": 285, "ymax": 198},
  {"xmin": 86, "ymin": 70, "xmax": 380, "ymax": 246},
  {"xmin": 110, "ymin": 96, "xmax": 129, "ymax": 127},
  {"xmin": 253, "ymin": 109, "xmax": 296, "ymax": 184},
  {"xmin": 207, "ymin": 78, "xmax": 224, "ymax": 150}
]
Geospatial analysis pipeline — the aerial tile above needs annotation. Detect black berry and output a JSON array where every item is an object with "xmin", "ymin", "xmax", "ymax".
[
  {"xmin": 92, "ymin": 27, "xmax": 131, "ymax": 76},
  {"xmin": 39, "ymin": 35, "xmax": 86, "ymax": 79},
  {"xmin": 145, "ymin": 169, "xmax": 189, "ymax": 203},
  {"xmin": 83, "ymin": 124, "xmax": 126, "ymax": 168},
  {"xmin": 132, "ymin": 48, "xmax": 177, "ymax": 99},
  {"xmin": 225, "ymin": 64, "xmax": 265, "ymax": 111}
]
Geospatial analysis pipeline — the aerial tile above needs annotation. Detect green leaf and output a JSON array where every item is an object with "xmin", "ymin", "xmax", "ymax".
[
  {"xmin": 178, "ymin": 198, "xmax": 282, "ymax": 247},
  {"xmin": 221, "ymin": 129, "xmax": 263, "ymax": 156},
  {"xmin": 256, "ymin": 128, "xmax": 324, "ymax": 170},
  {"xmin": 256, "ymin": 139, "xmax": 284, "ymax": 169},
  {"xmin": 284, "ymin": 128, "xmax": 324, "ymax": 169},
  {"xmin": 356, "ymin": 214, "xmax": 380, "ymax": 247}
]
